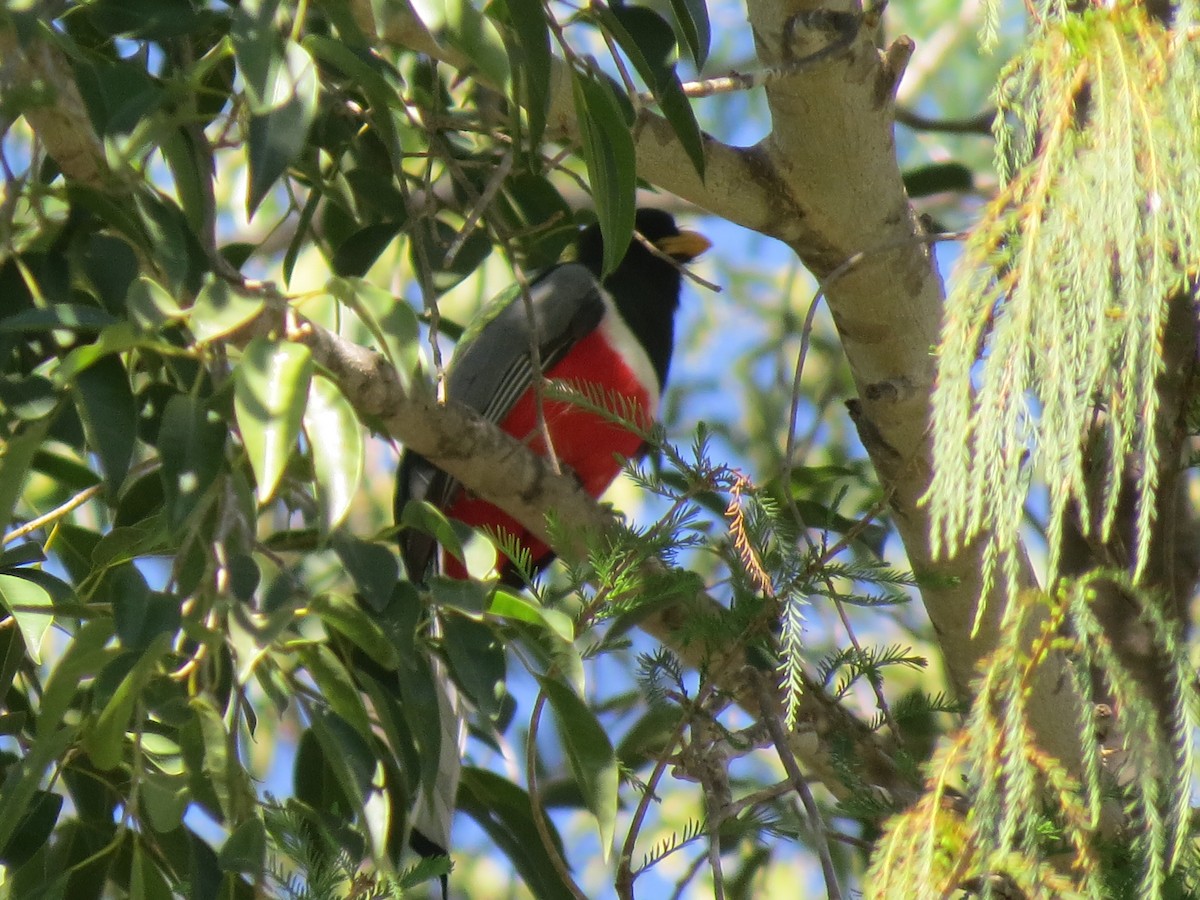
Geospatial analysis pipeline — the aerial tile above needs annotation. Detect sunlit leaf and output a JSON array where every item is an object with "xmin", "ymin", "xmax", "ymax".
[
  {"xmin": 234, "ymin": 337, "xmax": 313, "ymax": 504},
  {"xmin": 303, "ymin": 376, "xmax": 364, "ymax": 530}
]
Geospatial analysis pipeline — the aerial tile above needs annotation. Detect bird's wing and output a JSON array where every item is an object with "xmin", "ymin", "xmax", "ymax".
[{"xmin": 395, "ymin": 263, "xmax": 605, "ymax": 582}]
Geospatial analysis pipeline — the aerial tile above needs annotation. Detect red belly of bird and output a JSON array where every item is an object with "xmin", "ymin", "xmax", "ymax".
[{"xmin": 442, "ymin": 329, "xmax": 654, "ymax": 579}]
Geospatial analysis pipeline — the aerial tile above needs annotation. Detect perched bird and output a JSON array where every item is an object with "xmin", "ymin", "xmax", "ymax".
[{"xmin": 394, "ymin": 208, "xmax": 709, "ymax": 872}]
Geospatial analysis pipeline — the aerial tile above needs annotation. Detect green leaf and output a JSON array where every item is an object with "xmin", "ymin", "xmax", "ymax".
[
  {"xmin": 668, "ymin": 0, "xmax": 710, "ymax": 69},
  {"xmin": 308, "ymin": 709, "xmax": 376, "ymax": 815},
  {"xmin": 458, "ymin": 768, "xmax": 574, "ymax": 900},
  {"xmin": 0, "ymin": 374, "xmax": 57, "ymax": 421},
  {"xmin": 0, "ymin": 789, "xmax": 61, "ymax": 867},
  {"xmin": 303, "ymin": 35, "xmax": 404, "ymax": 166},
  {"xmin": 0, "ymin": 573, "xmax": 55, "ymax": 665},
  {"xmin": 330, "ymin": 531, "xmax": 398, "ymax": 612},
  {"xmin": 536, "ymin": 676, "xmax": 619, "ymax": 857},
  {"xmin": 326, "ymin": 277, "xmax": 422, "ymax": 389},
  {"xmin": 300, "ymin": 645, "xmax": 374, "ymax": 738},
  {"xmin": 126, "ymin": 276, "xmax": 185, "ymax": 330},
  {"xmin": 83, "ymin": 633, "xmax": 170, "ymax": 771},
  {"xmin": 398, "ymin": 500, "xmax": 465, "ymax": 576},
  {"xmin": 443, "ymin": 614, "xmax": 505, "ymax": 723},
  {"xmin": 157, "ymin": 394, "xmax": 228, "ymax": 530},
  {"xmin": 303, "ymin": 376, "xmax": 363, "ymax": 531},
  {"xmin": 571, "ymin": 73, "xmax": 636, "ymax": 276},
  {"xmin": 246, "ymin": 40, "xmax": 318, "ymax": 218},
  {"xmin": 330, "ymin": 221, "xmax": 404, "ymax": 277},
  {"xmin": 72, "ymin": 354, "xmax": 137, "ymax": 493},
  {"xmin": 159, "ymin": 128, "xmax": 210, "ymax": 235},
  {"xmin": 217, "ymin": 816, "xmax": 266, "ymax": 875},
  {"xmin": 600, "ymin": 5, "xmax": 705, "ymax": 179},
  {"xmin": 57, "ymin": 322, "xmax": 144, "ymax": 385},
  {"xmin": 86, "ymin": 0, "xmax": 201, "ymax": 41},
  {"xmin": 188, "ymin": 275, "xmax": 265, "ymax": 344},
  {"xmin": 234, "ymin": 337, "xmax": 313, "ymax": 504},
  {"xmin": 418, "ymin": 0, "xmax": 510, "ymax": 91},
  {"xmin": 139, "ymin": 769, "xmax": 190, "ymax": 834},
  {"xmin": 0, "ymin": 305, "xmax": 117, "ymax": 333},
  {"xmin": 37, "ymin": 619, "xmax": 117, "ymax": 742},
  {"xmin": 0, "ymin": 414, "xmax": 54, "ymax": 537},
  {"xmin": 497, "ymin": 0, "xmax": 551, "ymax": 145},
  {"xmin": 230, "ymin": 0, "xmax": 283, "ymax": 109},
  {"xmin": 312, "ymin": 593, "xmax": 399, "ymax": 670},
  {"xmin": 0, "ymin": 727, "xmax": 76, "ymax": 858},
  {"xmin": 130, "ymin": 837, "xmax": 174, "ymax": 900}
]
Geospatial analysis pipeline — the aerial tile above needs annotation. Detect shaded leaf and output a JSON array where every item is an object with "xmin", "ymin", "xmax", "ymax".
[
  {"xmin": 0, "ymin": 789, "xmax": 61, "ymax": 867},
  {"xmin": 246, "ymin": 40, "xmax": 318, "ymax": 218},
  {"xmin": 157, "ymin": 393, "xmax": 226, "ymax": 528},
  {"xmin": 72, "ymin": 355, "xmax": 137, "ymax": 493},
  {"xmin": 458, "ymin": 767, "xmax": 574, "ymax": 900},
  {"xmin": 572, "ymin": 73, "xmax": 636, "ymax": 276},
  {"xmin": 330, "ymin": 531, "xmax": 398, "ymax": 612},
  {"xmin": 599, "ymin": 5, "xmax": 705, "ymax": 178},
  {"xmin": 537, "ymin": 676, "xmax": 619, "ymax": 856},
  {"xmin": 84, "ymin": 633, "xmax": 171, "ymax": 771}
]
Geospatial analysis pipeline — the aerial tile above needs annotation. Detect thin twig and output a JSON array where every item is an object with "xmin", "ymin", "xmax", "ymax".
[{"xmin": 757, "ymin": 680, "xmax": 843, "ymax": 900}]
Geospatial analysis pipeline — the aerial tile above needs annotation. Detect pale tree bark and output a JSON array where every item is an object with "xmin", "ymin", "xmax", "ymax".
[
  {"xmin": 1, "ymin": 0, "xmax": 1094, "ymax": 799},
  {"xmin": 374, "ymin": 0, "xmax": 1090, "ymax": 773}
]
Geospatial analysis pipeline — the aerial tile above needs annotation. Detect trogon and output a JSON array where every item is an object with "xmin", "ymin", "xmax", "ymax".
[{"xmin": 394, "ymin": 207, "xmax": 709, "ymax": 873}]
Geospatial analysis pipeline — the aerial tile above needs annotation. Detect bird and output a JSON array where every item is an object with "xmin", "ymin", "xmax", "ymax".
[{"xmin": 393, "ymin": 207, "xmax": 709, "ymax": 879}]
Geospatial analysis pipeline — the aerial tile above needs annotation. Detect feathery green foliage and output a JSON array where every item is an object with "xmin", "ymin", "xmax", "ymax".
[
  {"xmin": 927, "ymin": 4, "xmax": 1200, "ymax": 620},
  {"xmin": 867, "ymin": 577, "xmax": 1199, "ymax": 899}
]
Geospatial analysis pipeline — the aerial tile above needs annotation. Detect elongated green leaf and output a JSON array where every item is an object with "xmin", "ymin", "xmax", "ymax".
[
  {"xmin": 0, "ymin": 305, "xmax": 117, "ymax": 333},
  {"xmin": 188, "ymin": 275, "xmax": 265, "ymax": 344},
  {"xmin": 0, "ymin": 574, "xmax": 53, "ymax": 665},
  {"xmin": 0, "ymin": 414, "xmax": 54, "ymax": 537},
  {"xmin": 302, "ymin": 376, "xmax": 363, "ymax": 531},
  {"xmin": 458, "ymin": 768, "xmax": 574, "ymax": 900},
  {"xmin": 0, "ymin": 790, "xmax": 62, "ymax": 867},
  {"xmin": 488, "ymin": 588, "xmax": 574, "ymax": 644},
  {"xmin": 73, "ymin": 354, "xmax": 137, "ymax": 493},
  {"xmin": 158, "ymin": 394, "xmax": 227, "ymax": 530},
  {"xmin": 497, "ymin": 0, "xmax": 551, "ymax": 144},
  {"xmin": 0, "ymin": 726, "xmax": 76, "ymax": 856},
  {"xmin": 300, "ymin": 645, "xmax": 373, "ymax": 738},
  {"xmin": 37, "ymin": 619, "xmax": 117, "ymax": 741},
  {"xmin": 327, "ymin": 277, "xmax": 423, "ymax": 390},
  {"xmin": 126, "ymin": 277, "xmax": 184, "ymax": 331},
  {"xmin": 537, "ymin": 676, "xmax": 619, "ymax": 857},
  {"xmin": 84, "ymin": 633, "xmax": 170, "ymax": 771},
  {"xmin": 217, "ymin": 815, "xmax": 266, "ymax": 875},
  {"xmin": 230, "ymin": 0, "xmax": 284, "ymax": 109},
  {"xmin": 600, "ymin": 5, "xmax": 705, "ymax": 179},
  {"xmin": 234, "ymin": 338, "xmax": 313, "ymax": 504},
  {"xmin": 572, "ymin": 74, "xmax": 636, "ymax": 276},
  {"xmin": 330, "ymin": 222, "xmax": 404, "ymax": 277},
  {"xmin": 246, "ymin": 40, "xmax": 318, "ymax": 218},
  {"xmin": 302, "ymin": 34, "xmax": 404, "ymax": 165},
  {"xmin": 313, "ymin": 592, "xmax": 399, "ymax": 669},
  {"xmin": 669, "ymin": 0, "xmax": 710, "ymax": 69},
  {"xmin": 418, "ymin": 0, "xmax": 510, "ymax": 91}
]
